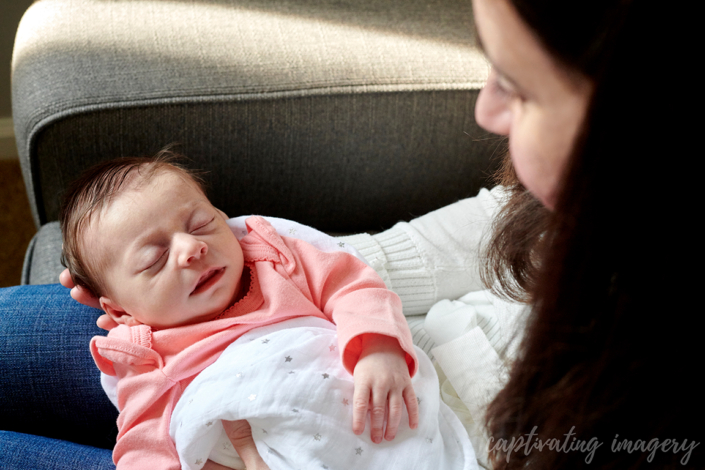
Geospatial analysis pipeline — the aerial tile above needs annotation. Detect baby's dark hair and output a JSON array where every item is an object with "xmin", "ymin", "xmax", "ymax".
[{"xmin": 59, "ymin": 149, "xmax": 205, "ymax": 298}]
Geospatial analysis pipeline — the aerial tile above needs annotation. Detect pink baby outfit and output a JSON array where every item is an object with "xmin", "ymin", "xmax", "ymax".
[{"xmin": 90, "ymin": 216, "xmax": 417, "ymax": 470}]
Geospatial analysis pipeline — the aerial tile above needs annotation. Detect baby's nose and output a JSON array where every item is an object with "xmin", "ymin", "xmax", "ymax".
[{"xmin": 176, "ymin": 234, "xmax": 208, "ymax": 267}]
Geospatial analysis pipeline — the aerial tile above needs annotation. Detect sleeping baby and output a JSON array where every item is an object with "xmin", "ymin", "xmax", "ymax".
[{"xmin": 60, "ymin": 152, "xmax": 477, "ymax": 470}]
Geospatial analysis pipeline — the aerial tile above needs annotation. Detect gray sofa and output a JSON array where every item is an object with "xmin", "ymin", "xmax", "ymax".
[{"xmin": 14, "ymin": 0, "xmax": 495, "ymax": 287}]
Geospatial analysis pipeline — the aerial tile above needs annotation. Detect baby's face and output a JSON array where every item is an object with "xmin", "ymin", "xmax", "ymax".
[{"xmin": 86, "ymin": 170, "xmax": 245, "ymax": 329}]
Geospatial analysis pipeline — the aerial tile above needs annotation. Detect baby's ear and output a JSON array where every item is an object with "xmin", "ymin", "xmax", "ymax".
[{"xmin": 99, "ymin": 297, "xmax": 142, "ymax": 327}]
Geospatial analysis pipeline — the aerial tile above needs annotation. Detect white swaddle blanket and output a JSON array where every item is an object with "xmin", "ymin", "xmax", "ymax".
[{"xmin": 169, "ymin": 316, "xmax": 478, "ymax": 470}]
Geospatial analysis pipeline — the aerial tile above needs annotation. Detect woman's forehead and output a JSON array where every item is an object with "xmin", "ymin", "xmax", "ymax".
[{"xmin": 473, "ymin": 0, "xmax": 590, "ymax": 98}]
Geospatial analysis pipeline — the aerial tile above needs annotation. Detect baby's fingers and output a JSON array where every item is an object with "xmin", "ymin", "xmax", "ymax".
[
  {"xmin": 384, "ymin": 391, "xmax": 404, "ymax": 441},
  {"xmin": 369, "ymin": 388, "xmax": 388, "ymax": 444},
  {"xmin": 403, "ymin": 386, "xmax": 419, "ymax": 430},
  {"xmin": 352, "ymin": 385, "xmax": 370, "ymax": 435}
]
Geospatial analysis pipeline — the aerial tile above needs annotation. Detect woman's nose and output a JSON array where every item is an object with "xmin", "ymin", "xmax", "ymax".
[
  {"xmin": 175, "ymin": 234, "xmax": 208, "ymax": 267},
  {"xmin": 475, "ymin": 70, "xmax": 511, "ymax": 136}
]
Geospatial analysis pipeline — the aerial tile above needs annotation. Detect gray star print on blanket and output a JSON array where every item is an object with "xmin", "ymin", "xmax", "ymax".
[{"xmin": 170, "ymin": 317, "xmax": 478, "ymax": 470}]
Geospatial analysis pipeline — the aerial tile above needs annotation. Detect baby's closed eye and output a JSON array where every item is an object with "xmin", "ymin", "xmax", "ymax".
[
  {"xmin": 137, "ymin": 248, "xmax": 168, "ymax": 273},
  {"xmin": 147, "ymin": 250, "xmax": 168, "ymax": 271},
  {"xmin": 191, "ymin": 216, "xmax": 216, "ymax": 234}
]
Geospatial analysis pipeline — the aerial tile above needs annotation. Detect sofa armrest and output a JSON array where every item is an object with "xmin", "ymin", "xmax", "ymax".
[{"xmin": 21, "ymin": 221, "xmax": 62, "ymax": 285}]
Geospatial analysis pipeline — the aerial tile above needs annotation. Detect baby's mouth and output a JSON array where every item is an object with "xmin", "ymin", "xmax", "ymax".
[{"xmin": 191, "ymin": 267, "xmax": 225, "ymax": 295}]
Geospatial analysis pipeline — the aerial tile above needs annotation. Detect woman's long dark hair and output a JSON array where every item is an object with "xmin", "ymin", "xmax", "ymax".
[{"xmin": 482, "ymin": 0, "xmax": 702, "ymax": 468}]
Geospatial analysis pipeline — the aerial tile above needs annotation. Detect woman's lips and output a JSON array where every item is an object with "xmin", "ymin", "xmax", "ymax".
[{"xmin": 191, "ymin": 267, "xmax": 225, "ymax": 295}]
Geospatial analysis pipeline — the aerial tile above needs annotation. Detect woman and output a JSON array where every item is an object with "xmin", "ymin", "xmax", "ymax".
[
  {"xmin": 471, "ymin": 0, "xmax": 701, "ymax": 468},
  {"xmin": 2, "ymin": 0, "xmax": 700, "ymax": 468}
]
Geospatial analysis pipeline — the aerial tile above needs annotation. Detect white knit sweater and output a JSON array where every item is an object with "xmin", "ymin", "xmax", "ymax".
[
  {"xmin": 341, "ymin": 186, "xmax": 528, "ymax": 469},
  {"xmin": 338, "ymin": 186, "xmax": 506, "ymax": 315}
]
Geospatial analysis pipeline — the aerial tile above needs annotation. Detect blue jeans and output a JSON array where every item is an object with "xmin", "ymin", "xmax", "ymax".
[{"xmin": 0, "ymin": 284, "xmax": 117, "ymax": 469}]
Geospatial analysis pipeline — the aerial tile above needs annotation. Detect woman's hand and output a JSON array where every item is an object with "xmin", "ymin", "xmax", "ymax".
[
  {"xmin": 59, "ymin": 268, "xmax": 99, "ymax": 307},
  {"xmin": 201, "ymin": 459, "xmax": 236, "ymax": 470},
  {"xmin": 352, "ymin": 334, "xmax": 419, "ymax": 443},
  {"xmin": 222, "ymin": 420, "xmax": 270, "ymax": 470},
  {"xmin": 59, "ymin": 268, "xmax": 118, "ymax": 330},
  {"xmin": 199, "ymin": 420, "xmax": 270, "ymax": 470}
]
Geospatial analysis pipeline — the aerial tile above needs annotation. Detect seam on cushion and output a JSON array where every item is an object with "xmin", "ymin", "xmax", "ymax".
[{"xmin": 22, "ymin": 82, "xmax": 481, "ymax": 145}]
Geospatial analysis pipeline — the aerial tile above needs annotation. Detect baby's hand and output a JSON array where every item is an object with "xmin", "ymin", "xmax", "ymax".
[{"xmin": 352, "ymin": 334, "xmax": 419, "ymax": 443}]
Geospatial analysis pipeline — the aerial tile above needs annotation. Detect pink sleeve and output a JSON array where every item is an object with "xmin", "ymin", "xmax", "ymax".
[
  {"xmin": 243, "ymin": 217, "xmax": 418, "ymax": 376},
  {"xmin": 91, "ymin": 329, "xmax": 182, "ymax": 470}
]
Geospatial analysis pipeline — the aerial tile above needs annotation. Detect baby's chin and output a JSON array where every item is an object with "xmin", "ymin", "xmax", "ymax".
[
  {"xmin": 166, "ymin": 309, "xmax": 225, "ymax": 329},
  {"xmin": 198, "ymin": 296, "xmax": 237, "ymax": 321}
]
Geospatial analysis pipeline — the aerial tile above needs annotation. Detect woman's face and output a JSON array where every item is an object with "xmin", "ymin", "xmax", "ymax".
[{"xmin": 473, "ymin": 0, "xmax": 593, "ymax": 209}]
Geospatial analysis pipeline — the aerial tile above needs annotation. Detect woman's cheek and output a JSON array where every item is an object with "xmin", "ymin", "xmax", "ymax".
[
  {"xmin": 511, "ymin": 132, "xmax": 563, "ymax": 209},
  {"xmin": 509, "ymin": 123, "xmax": 548, "ymax": 198},
  {"xmin": 508, "ymin": 137, "xmax": 532, "ymax": 188}
]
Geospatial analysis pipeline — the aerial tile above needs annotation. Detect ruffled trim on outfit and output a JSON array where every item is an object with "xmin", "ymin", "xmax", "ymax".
[
  {"xmin": 216, "ymin": 264, "xmax": 263, "ymax": 320},
  {"xmin": 130, "ymin": 325, "xmax": 153, "ymax": 349}
]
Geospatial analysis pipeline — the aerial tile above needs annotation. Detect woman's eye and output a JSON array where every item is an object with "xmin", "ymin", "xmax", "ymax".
[
  {"xmin": 488, "ymin": 70, "xmax": 526, "ymax": 103},
  {"xmin": 491, "ymin": 75, "xmax": 513, "ymax": 98}
]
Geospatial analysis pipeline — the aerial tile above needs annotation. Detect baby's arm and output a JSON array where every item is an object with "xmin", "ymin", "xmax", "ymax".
[
  {"xmin": 352, "ymin": 334, "xmax": 419, "ymax": 443},
  {"xmin": 241, "ymin": 217, "xmax": 420, "ymax": 443}
]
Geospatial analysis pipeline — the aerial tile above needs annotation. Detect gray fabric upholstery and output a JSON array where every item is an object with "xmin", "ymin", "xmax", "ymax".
[
  {"xmin": 13, "ymin": 0, "xmax": 496, "ymax": 284},
  {"xmin": 32, "ymin": 92, "xmax": 495, "ymax": 230},
  {"xmin": 21, "ymin": 221, "xmax": 63, "ymax": 286}
]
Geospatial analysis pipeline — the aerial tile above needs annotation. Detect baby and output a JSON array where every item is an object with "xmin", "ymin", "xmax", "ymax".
[{"xmin": 60, "ymin": 152, "xmax": 476, "ymax": 470}]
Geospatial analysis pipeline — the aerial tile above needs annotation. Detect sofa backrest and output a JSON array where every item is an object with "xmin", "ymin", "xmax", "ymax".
[{"xmin": 13, "ymin": 0, "xmax": 497, "ymax": 233}]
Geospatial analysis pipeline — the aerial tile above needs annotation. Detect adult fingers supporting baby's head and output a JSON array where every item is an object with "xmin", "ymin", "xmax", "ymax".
[
  {"xmin": 96, "ymin": 313, "xmax": 119, "ymax": 331},
  {"xmin": 59, "ymin": 268, "xmax": 75, "ymax": 288},
  {"xmin": 70, "ymin": 285, "xmax": 101, "ymax": 309}
]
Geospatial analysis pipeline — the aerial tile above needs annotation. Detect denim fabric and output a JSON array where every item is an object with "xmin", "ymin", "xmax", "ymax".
[
  {"xmin": 0, "ymin": 284, "xmax": 118, "ymax": 452},
  {"xmin": 0, "ymin": 431, "xmax": 114, "ymax": 470}
]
